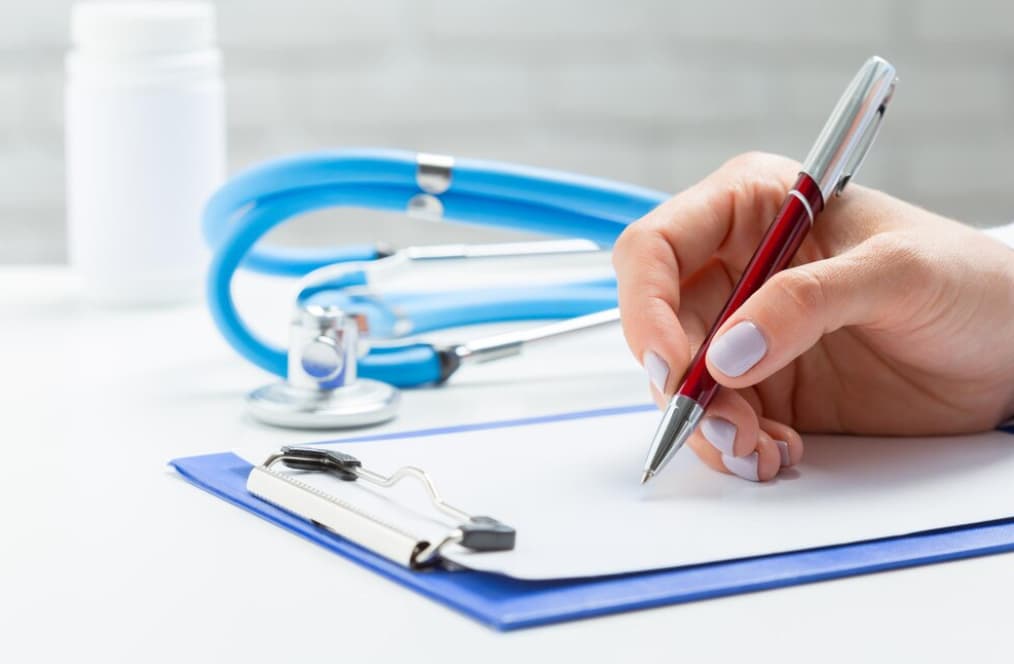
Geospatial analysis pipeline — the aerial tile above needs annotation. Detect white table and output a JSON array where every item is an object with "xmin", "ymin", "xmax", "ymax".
[{"xmin": 3, "ymin": 266, "xmax": 1011, "ymax": 663}]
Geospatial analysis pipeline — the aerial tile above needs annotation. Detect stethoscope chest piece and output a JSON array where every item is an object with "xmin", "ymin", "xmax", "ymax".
[{"xmin": 246, "ymin": 304, "xmax": 399, "ymax": 429}]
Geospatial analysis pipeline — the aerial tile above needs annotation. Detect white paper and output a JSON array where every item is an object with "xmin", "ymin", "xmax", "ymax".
[{"xmin": 238, "ymin": 409, "xmax": 1014, "ymax": 580}]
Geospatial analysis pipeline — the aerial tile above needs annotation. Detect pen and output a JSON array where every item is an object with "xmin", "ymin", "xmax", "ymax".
[{"xmin": 640, "ymin": 56, "xmax": 898, "ymax": 484}]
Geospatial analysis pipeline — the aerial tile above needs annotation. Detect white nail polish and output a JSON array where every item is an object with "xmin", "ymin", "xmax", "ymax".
[
  {"xmin": 709, "ymin": 321, "xmax": 767, "ymax": 378},
  {"xmin": 775, "ymin": 440, "xmax": 791, "ymax": 467},
  {"xmin": 701, "ymin": 416, "xmax": 737, "ymax": 456},
  {"xmin": 722, "ymin": 452, "xmax": 760, "ymax": 482},
  {"xmin": 642, "ymin": 350, "xmax": 669, "ymax": 394}
]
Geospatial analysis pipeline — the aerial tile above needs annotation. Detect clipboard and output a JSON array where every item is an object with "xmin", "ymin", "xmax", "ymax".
[{"xmin": 170, "ymin": 405, "xmax": 1014, "ymax": 630}]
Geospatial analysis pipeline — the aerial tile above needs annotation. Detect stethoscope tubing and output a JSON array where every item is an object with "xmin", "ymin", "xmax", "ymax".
[{"xmin": 203, "ymin": 148, "xmax": 668, "ymax": 385}]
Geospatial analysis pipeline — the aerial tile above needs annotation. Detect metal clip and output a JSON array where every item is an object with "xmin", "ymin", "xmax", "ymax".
[
  {"xmin": 416, "ymin": 152, "xmax": 454, "ymax": 194},
  {"xmin": 802, "ymin": 56, "xmax": 898, "ymax": 202},
  {"xmin": 834, "ymin": 81, "xmax": 895, "ymax": 196},
  {"xmin": 410, "ymin": 153, "xmax": 455, "ymax": 219},
  {"xmin": 250, "ymin": 446, "xmax": 516, "ymax": 569}
]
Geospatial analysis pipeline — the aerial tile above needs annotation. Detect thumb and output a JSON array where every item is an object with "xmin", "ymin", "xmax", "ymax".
[{"xmin": 704, "ymin": 235, "xmax": 922, "ymax": 388}]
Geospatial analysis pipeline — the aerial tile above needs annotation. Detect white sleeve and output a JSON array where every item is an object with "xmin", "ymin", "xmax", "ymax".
[
  {"xmin": 983, "ymin": 222, "xmax": 1014, "ymax": 249},
  {"xmin": 984, "ymin": 223, "xmax": 1014, "ymax": 428}
]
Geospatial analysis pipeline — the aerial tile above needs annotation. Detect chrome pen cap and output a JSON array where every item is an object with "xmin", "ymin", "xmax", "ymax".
[{"xmin": 801, "ymin": 56, "xmax": 897, "ymax": 202}]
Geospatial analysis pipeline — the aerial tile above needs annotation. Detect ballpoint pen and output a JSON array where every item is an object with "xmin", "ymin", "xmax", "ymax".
[{"xmin": 640, "ymin": 55, "xmax": 898, "ymax": 484}]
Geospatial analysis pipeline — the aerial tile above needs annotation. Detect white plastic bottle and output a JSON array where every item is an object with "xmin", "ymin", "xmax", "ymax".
[{"xmin": 66, "ymin": 1, "xmax": 225, "ymax": 306}]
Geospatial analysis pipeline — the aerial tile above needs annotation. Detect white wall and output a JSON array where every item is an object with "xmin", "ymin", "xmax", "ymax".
[{"xmin": 2, "ymin": 0, "xmax": 1012, "ymax": 262}]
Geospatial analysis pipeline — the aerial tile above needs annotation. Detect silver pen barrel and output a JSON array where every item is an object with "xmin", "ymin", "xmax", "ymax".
[{"xmin": 640, "ymin": 395, "xmax": 704, "ymax": 484}]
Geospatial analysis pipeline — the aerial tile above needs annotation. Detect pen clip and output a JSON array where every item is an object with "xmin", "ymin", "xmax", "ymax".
[
  {"xmin": 801, "ymin": 56, "xmax": 898, "ymax": 202},
  {"xmin": 834, "ymin": 81, "xmax": 895, "ymax": 196}
]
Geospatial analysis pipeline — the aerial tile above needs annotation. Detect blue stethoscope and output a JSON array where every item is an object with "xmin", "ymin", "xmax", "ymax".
[{"xmin": 204, "ymin": 148, "xmax": 668, "ymax": 428}]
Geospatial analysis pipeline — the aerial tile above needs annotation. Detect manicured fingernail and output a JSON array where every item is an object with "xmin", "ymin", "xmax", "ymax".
[
  {"xmin": 722, "ymin": 452, "xmax": 760, "ymax": 482},
  {"xmin": 709, "ymin": 321, "xmax": 767, "ymax": 377},
  {"xmin": 643, "ymin": 350, "xmax": 669, "ymax": 394},
  {"xmin": 775, "ymin": 440, "xmax": 791, "ymax": 467},
  {"xmin": 700, "ymin": 416, "xmax": 737, "ymax": 456}
]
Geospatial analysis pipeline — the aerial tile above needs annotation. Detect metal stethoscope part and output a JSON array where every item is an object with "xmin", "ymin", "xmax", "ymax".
[
  {"xmin": 248, "ymin": 301, "xmax": 620, "ymax": 430},
  {"xmin": 247, "ymin": 303, "xmax": 402, "ymax": 429},
  {"xmin": 204, "ymin": 149, "xmax": 668, "ymax": 430},
  {"xmin": 247, "ymin": 240, "xmax": 621, "ymax": 430}
]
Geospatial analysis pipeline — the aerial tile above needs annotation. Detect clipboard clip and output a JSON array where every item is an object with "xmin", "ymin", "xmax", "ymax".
[{"xmin": 253, "ymin": 446, "xmax": 516, "ymax": 568}]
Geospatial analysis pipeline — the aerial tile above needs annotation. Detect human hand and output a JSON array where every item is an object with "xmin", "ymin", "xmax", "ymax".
[{"xmin": 613, "ymin": 152, "xmax": 1014, "ymax": 481}]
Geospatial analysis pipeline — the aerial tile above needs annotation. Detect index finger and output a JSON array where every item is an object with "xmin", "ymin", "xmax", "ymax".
[{"xmin": 611, "ymin": 152, "xmax": 797, "ymax": 395}]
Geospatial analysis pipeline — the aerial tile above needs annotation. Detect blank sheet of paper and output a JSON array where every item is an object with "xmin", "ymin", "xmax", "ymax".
[{"xmin": 239, "ymin": 408, "xmax": 1014, "ymax": 580}]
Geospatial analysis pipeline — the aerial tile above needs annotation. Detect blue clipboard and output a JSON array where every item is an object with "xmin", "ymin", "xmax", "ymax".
[{"xmin": 170, "ymin": 405, "xmax": 1014, "ymax": 631}]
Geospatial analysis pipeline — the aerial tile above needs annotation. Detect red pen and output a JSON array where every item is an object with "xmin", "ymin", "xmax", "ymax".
[{"xmin": 641, "ymin": 56, "xmax": 898, "ymax": 484}]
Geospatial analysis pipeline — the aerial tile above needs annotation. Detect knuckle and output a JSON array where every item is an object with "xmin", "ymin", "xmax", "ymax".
[
  {"xmin": 718, "ymin": 153, "xmax": 801, "ymax": 222},
  {"xmin": 612, "ymin": 221, "xmax": 644, "ymax": 268},
  {"xmin": 722, "ymin": 151, "xmax": 775, "ymax": 173},
  {"xmin": 772, "ymin": 268, "xmax": 826, "ymax": 317},
  {"xmin": 721, "ymin": 151, "xmax": 799, "ymax": 177},
  {"xmin": 613, "ymin": 222, "xmax": 678, "ymax": 277},
  {"xmin": 865, "ymin": 232, "xmax": 928, "ymax": 274}
]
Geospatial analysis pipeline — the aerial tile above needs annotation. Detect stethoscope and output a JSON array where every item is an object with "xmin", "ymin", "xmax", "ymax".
[{"xmin": 203, "ymin": 149, "xmax": 668, "ymax": 428}]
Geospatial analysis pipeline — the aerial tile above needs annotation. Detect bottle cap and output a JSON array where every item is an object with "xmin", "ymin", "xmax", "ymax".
[{"xmin": 71, "ymin": 1, "xmax": 216, "ymax": 55}]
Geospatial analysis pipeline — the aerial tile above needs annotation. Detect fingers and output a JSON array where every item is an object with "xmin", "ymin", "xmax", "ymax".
[
  {"xmin": 758, "ymin": 416, "xmax": 804, "ymax": 467},
  {"xmin": 704, "ymin": 233, "xmax": 928, "ymax": 390},
  {"xmin": 613, "ymin": 152, "xmax": 800, "ymax": 394},
  {"xmin": 684, "ymin": 389, "xmax": 800, "ymax": 482}
]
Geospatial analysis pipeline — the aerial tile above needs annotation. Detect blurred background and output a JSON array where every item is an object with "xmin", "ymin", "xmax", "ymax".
[{"xmin": 3, "ymin": 0, "xmax": 1012, "ymax": 263}]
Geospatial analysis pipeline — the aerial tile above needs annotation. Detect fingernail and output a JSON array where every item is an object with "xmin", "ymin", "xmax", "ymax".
[
  {"xmin": 709, "ymin": 321, "xmax": 767, "ymax": 377},
  {"xmin": 722, "ymin": 452, "xmax": 760, "ymax": 482},
  {"xmin": 700, "ymin": 416, "xmax": 737, "ymax": 456},
  {"xmin": 775, "ymin": 440, "xmax": 791, "ymax": 467},
  {"xmin": 642, "ymin": 350, "xmax": 669, "ymax": 394}
]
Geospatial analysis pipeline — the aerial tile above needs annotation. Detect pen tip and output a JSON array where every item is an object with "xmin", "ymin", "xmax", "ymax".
[{"xmin": 640, "ymin": 470, "xmax": 653, "ymax": 485}]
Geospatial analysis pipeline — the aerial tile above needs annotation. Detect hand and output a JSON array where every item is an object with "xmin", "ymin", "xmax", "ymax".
[{"xmin": 612, "ymin": 152, "xmax": 1014, "ymax": 481}]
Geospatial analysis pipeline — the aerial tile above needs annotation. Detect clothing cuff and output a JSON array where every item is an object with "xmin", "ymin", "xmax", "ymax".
[{"xmin": 983, "ymin": 221, "xmax": 1014, "ymax": 249}]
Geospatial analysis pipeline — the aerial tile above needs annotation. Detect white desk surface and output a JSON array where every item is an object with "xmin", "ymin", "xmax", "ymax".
[{"xmin": 3, "ymin": 266, "xmax": 1011, "ymax": 663}]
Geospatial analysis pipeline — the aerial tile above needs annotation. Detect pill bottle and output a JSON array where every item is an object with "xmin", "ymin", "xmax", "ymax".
[{"xmin": 66, "ymin": 1, "xmax": 224, "ymax": 305}]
